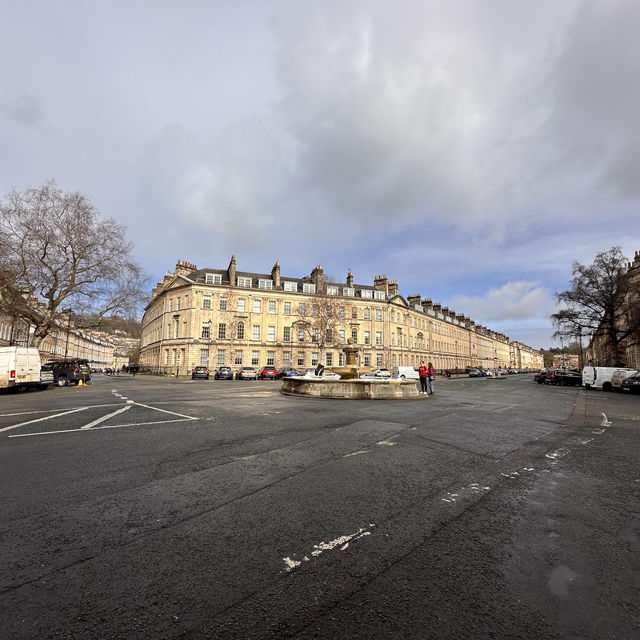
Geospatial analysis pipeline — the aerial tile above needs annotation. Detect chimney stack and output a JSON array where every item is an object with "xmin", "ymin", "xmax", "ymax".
[
  {"xmin": 271, "ymin": 261, "xmax": 281, "ymax": 287},
  {"xmin": 346, "ymin": 270, "xmax": 354, "ymax": 288},
  {"xmin": 227, "ymin": 255, "xmax": 237, "ymax": 286},
  {"xmin": 175, "ymin": 260, "xmax": 197, "ymax": 276},
  {"xmin": 374, "ymin": 275, "xmax": 389, "ymax": 295},
  {"xmin": 311, "ymin": 265, "xmax": 324, "ymax": 292}
]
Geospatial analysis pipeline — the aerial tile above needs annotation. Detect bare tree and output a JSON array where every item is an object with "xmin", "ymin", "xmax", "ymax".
[
  {"xmin": 551, "ymin": 246, "xmax": 639, "ymax": 366},
  {"xmin": 0, "ymin": 181, "xmax": 147, "ymax": 347},
  {"xmin": 217, "ymin": 291, "xmax": 246, "ymax": 367},
  {"xmin": 293, "ymin": 295, "xmax": 343, "ymax": 364}
]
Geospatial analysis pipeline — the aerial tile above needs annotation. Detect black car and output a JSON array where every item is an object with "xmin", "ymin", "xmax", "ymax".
[
  {"xmin": 534, "ymin": 370, "xmax": 547, "ymax": 384},
  {"xmin": 542, "ymin": 369, "xmax": 582, "ymax": 386},
  {"xmin": 621, "ymin": 371, "xmax": 640, "ymax": 393},
  {"xmin": 191, "ymin": 366, "xmax": 210, "ymax": 380},
  {"xmin": 45, "ymin": 359, "xmax": 92, "ymax": 387}
]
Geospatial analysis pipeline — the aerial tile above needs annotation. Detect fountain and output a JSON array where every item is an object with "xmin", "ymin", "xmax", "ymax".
[{"xmin": 281, "ymin": 341, "xmax": 419, "ymax": 400}]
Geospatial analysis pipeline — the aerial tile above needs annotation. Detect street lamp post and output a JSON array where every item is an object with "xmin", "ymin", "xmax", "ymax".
[{"xmin": 63, "ymin": 309, "xmax": 73, "ymax": 358}]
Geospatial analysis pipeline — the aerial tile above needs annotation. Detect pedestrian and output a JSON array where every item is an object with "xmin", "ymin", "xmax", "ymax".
[
  {"xmin": 427, "ymin": 361, "xmax": 436, "ymax": 395},
  {"xmin": 418, "ymin": 360, "xmax": 429, "ymax": 395}
]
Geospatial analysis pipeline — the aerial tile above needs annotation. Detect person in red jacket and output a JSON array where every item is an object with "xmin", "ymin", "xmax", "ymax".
[{"xmin": 418, "ymin": 361, "xmax": 428, "ymax": 394}]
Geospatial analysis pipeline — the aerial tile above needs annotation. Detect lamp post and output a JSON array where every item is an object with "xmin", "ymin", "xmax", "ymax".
[
  {"xmin": 560, "ymin": 335, "xmax": 565, "ymax": 368},
  {"xmin": 455, "ymin": 340, "xmax": 458, "ymax": 374},
  {"xmin": 63, "ymin": 309, "xmax": 74, "ymax": 358}
]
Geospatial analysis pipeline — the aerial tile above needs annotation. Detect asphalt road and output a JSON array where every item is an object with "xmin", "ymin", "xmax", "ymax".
[{"xmin": 1, "ymin": 374, "xmax": 638, "ymax": 639}]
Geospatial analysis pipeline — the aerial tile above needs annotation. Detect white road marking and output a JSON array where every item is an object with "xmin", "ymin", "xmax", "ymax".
[
  {"xmin": 0, "ymin": 404, "xmax": 121, "ymax": 418},
  {"xmin": 81, "ymin": 405, "xmax": 132, "ymax": 429},
  {"xmin": 129, "ymin": 402, "xmax": 198, "ymax": 420},
  {"xmin": 9, "ymin": 417, "xmax": 197, "ymax": 438},
  {"xmin": 0, "ymin": 406, "xmax": 92, "ymax": 433},
  {"xmin": 283, "ymin": 525, "xmax": 375, "ymax": 572},
  {"xmin": 3, "ymin": 399, "xmax": 199, "ymax": 438},
  {"xmin": 601, "ymin": 412, "xmax": 612, "ymax": 427},
  {"xmin": 342, "ymin": 450, "xmax": 369, "ymax": 458}
]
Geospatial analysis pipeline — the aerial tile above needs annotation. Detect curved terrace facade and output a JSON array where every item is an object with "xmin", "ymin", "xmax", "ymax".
[{"xmin": 140, "ymin": 258, "xmax": 543, "ymax": 375}]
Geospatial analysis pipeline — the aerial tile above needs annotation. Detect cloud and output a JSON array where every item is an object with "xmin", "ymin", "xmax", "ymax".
[
  {"xmin": 451, "ymin": 281, "xmax": 556, "ymax": 323},
  {"xmin": 0, "ymin": 91, "xmax": 47, "ymax": 131},
  {"xmin": 270, "ymin": 0, "xmax": 581, "ymax": 228},
  {"xmin": 546, "ymin": 0, "xmax": 640, "ymax": 200}
]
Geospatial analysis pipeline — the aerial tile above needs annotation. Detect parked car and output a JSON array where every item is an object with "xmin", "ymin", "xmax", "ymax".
[
  {"xmin": 45, "ymin": 359, "xmax": 92, "ymax": 387},
  {"xmin": 0, "ymin": 346, "xmax": 43, "ymax": 391},
  {"xmin": 39, "ymin": 363, "xmax": 54, "ymax": 389},
  {"xmin": 468, "ymin": 369, "xmax": 482, "ymax": 377},
  {"xmin": 611, "ymin": 368, "xmax": 639, "ymax": 391},
  {"xmin": 392, "ymin": 366, "xmax": 420, "ymax": 380},
  {"xmin": 259, "ymin": 366, "xmax": 278, "ymax": 380},
  {"xmin": 370, "ymin": 368, "xmax": 392, "ymax": 378},
  {"xmin": 236, "ymin": 366, "xmax": 258, "ymax": 380},
  {"xmin": 582, "ymin": 365, "xmax": 636, "ymax": 391},
  {"xmin": 276, "ymin": 367, "xmax": 301, "ymax": 379},
  {"xmin": 191, "ymin": 366, "xmax": 210, "ymax": 380},
  {"xmin": 620, "ymin": 371, "xmax": 640, "ymax": 394},
  {"xmin": 214, "ymin": 366, "xmax": 233, "ymax": 380},
  {"xmin": 534, "ymin": 370, "xmax": 547, "ymax": 384},
  {"xmin": 543, "ymin": 369, "xmax": 582, "ymax": 386}
]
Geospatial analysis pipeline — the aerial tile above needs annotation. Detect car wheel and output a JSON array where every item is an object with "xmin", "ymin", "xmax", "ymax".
[
  {"xmin": 602, "ymin": 382, "xmax": 612, "ymax": 392},
  {"xmin": 56, "ymin": 376, "xmax": 68, "ymax": 387},
  {"xmin": 585, "ymin": 384, "xmax": 591, "ymax": 389},
  {"xmin": 400, "ymin": 375, "xmax": 406, "ymax": 379}
]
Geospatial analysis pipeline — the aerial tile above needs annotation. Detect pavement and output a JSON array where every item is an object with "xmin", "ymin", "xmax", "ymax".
[{"xmin": 0, "ymin": 373, "xmax": 638, "ymax": 639}]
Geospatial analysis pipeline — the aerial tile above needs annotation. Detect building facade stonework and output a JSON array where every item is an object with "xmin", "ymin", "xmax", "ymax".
[
  {"xmin": 140, "ymin": 258, "xmax": 543, "ymax": 375},
  {"xmin": 0, "ymin": 308, "xmax": 114, "ymax": 368}
]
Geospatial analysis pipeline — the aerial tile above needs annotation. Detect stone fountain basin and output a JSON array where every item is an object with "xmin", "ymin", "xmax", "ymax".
[{"xmin": 281, "ymin": 376, "xmax": 419, "ymax": 399}]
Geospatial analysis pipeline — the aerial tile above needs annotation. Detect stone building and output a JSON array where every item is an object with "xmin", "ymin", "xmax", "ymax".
[
  {"xmin": 0, "ymin": 309, "xmax": 114, "ymax": 369},
  {"xmin": 140, "ymin": 258, "xmax": 543, "ymax": 375},
  {"xmin": 586, "ymin": 250, "xmax": 640, "ymax": 368}
]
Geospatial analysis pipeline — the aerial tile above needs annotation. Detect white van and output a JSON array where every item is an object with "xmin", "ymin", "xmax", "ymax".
[
  {"xmin": 611, "ymin": 368, "xmax": 640, "ymax": 391},
  {"xmin": 582, "ymin": 366, "xmax": 636, "ymax": 391},
  {"xmin": 392, "ymin": 366, "xmax": 420, "ymax": 380},
  {"xmin": 0, "ymin": 346, "xmax": 43, "ymax": 391}
]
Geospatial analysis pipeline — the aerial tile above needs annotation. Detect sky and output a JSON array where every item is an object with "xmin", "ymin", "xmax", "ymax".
[{"xmin": 2, "ymin": 0, "xmax": 639, "ymax": 349}]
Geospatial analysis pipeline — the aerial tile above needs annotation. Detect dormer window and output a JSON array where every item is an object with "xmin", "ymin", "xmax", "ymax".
[
  {"xmin": 359, "ymin": 289, "xmax": 373, "ymax": 299},
  {"xmin": 283, "ymin": 281, "xmax": 297, "ymax": 292},
  {"xmin": 326, "ymin": 285, "xmax": 338, "ymax": 295},
  {"xmin": 237, "ymin": 276, "xmax": 252, "ymax": 288},
  {"xmin": 343, "ymin": 287, "xmax": 355, "ymax": 297},
  {"xmin": 258, "ymin": 279, "xmax": 273, "ymax": 290},
  {"xmin": 205, "ymin": 273, "xmax": 222, "ymax": 284},
  {"xmin": 302, "ymin": 283, "xmax": 316, "ymax": 293}
]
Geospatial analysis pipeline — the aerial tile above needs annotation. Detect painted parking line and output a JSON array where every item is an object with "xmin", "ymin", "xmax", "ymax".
[
  {"xmin": 4, "ymin": 401, "xmax": 199, "ymax": 438},
  {"xmin": 0, "ymin": 406, "xmax": 92, "ymax": 433},
  {"xmin": 81, "ymin": 405, "xmax": 132, "ymax": 429},
  {"xmin": 9, "ymin": 417, "xmax": 197, "ymax": 438}
]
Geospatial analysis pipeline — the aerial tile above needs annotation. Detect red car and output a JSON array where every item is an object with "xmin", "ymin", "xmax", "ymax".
[{"xmin": 259, "ymin": 366, "xmax": 278, "ymax": 379}]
